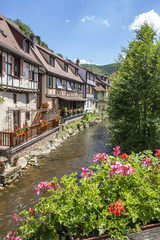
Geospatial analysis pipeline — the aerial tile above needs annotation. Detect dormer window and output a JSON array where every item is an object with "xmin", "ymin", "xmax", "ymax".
[
  {"xmin": 75, "ymin": 69, "xmax": 78, "ymax": 76},
  {"xmin": 50, "ymin": 57, "xmax": 55, "ymax": 67},
  {"xmin": 23, "ymin": 39, "xmax": 29, "ymax": 53},
  {"xmin": 64, "ymin": 63, "xmax": 68, "ymax": 72}
]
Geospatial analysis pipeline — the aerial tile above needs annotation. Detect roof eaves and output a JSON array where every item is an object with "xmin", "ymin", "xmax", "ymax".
[{"xmin": 0, "ymin": 42, "xmax": 42, "ymax": 67}]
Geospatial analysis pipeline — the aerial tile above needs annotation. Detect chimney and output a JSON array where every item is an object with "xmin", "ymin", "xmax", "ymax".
[
  {"xmin": 76, "ymin": 58, "xmax": 80, "ymax": 66},
  {"xmin": 30, "ymin": 33, "xmax": 35, "ymax": 48},
  {"xmin": 36, "ymin": 36, "xmax": 41, "ymax": 45}
]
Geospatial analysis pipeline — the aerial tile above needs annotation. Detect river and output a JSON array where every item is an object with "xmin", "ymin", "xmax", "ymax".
[{"xmin": 0, "ymin": 122, "xmax": 111, "ymax": 239}]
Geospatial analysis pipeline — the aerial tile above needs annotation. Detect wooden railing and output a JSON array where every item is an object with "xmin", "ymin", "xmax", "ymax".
[
  {"xmin": 32, "ymin": 103, "xmax": 48, "ymax": 126},
  {"xmin": 0, "ymin": 118, "xmax": 59, "ymax": 148}
]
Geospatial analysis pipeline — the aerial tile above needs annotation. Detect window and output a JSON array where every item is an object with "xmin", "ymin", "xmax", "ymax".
[
  {"xmin": 67, "ymin": 81, "xmax": 72, "ymax": 90},
  {"xmin": 75, "ymin": 69, "xmax": 78, "ymax": 76},
  {"xmin": 13, "ymin": 93, "xmax": 17, "ymax": 104},
  {"xmin": 48, "ymin": 76, "xmax": 53, "ymax": 88},
  {"xmin": 78, "ymin": 84, "xmax": 81, "ymax": 92},
  {"xmin": 14, "ymin": 58, "xmax": 20, "ymax": 77},
  {"xmin": 71, "ymin": 82, "xmax": 75, "ymax": 90},
  {"xmin": 0, "ymin": 54, "xmax": 2, "ymax": 74},
  {"xmin": 26, "ymin": 93, "xmax": 29, "ymax": 104},
  {"xmin": 90, "ymin": 74, "xmax": 93, "ymax": 81},
  {"xmin": 7, "ymin": 56, "xmax": 12, "ymax": 75},
  {"xmin": 56, "ymin": 78, "xmax": 62, "ymax": 89},
  {"xmin": 26, "ymin": 111, "xmax": 30, "ymax": 120},
  {"xmin": 87, "ymin": 72, "xmax": 89, "ymax": 79},
  {"xmin": 64, "ymin": 63, "xmax": 68, "ymax": 72},
  {"xmin": 50, "ymin": 57, "xmax": 55, "ymax": 67},
  {"xmin": 29, "ymin": 70, "xmax": 34, "ymax": 81},
  {"xmin": 23, "ymin": 39, "xmax": 29, "ymax": 53}
]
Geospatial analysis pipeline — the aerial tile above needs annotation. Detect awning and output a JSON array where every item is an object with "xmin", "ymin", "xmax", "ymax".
[{"xmin": 58, "ymin": 96, "xmax": 86, "ymax": 102}]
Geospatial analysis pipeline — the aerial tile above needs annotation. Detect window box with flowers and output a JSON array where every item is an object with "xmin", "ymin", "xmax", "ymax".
[
  {"xmin": 39, "ymin": 120, "xmax": 48, "ymax": 127},
  {"xmin": 53, "ymin": 115, "xmax": 61, "ymax": 127},
  {"xmin": 14, "ymin": 127, "xmax": 24, "ymax": 136},
  {"xmin": 0, "ymin": 160, "xmax": 5, "ymax": 173},
  {"xmin": 43, "ymin": 102, "xmax": 49, "ymax": 108}
]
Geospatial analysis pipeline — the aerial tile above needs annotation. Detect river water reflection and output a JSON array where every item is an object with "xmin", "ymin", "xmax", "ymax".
[{"xmin": 0, "ymin": 122, "xmax": 111, "ymax": 239}]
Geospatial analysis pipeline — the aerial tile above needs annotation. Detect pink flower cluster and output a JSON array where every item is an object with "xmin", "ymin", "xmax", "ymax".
[
  {"xmin": 13, "ymin": 213, "xmax": 19, "ymax": 222},
  {"xmin": 93, "ymin": 153, "xmax": 108, "ymax": 163},
  {"xmin": 141, "ymin": 157, "xmax": 153, "ymax": 167},
  {"xmin": 34, "ymin": 181, "xmax": 59, "ymax": 195},
  {"xmin": 113, "ymin": 146, "xmax": 120, "ymax": 156},
  {"xmin": 6, "ymin": 231, "xmax": 22, "ymax": 240},
  {"xmin": 110, "ymin": 161, "xmax": 135, "ymax": 176},
  {"xmin": 81, "ymin": 167, "xmax": 93, "ymax": 178}
]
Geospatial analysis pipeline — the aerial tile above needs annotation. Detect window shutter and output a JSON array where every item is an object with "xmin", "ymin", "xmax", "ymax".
[
  {"xmin": 20, "ymin": 60, "xmax": 23, "ymax": 78},
  {"xmin": 29, "ymin": 71, "xmax": 32, "ymax": 80},
  {"xmin": 11, "ymin": 57, "xmax": 14, "ymax": 76},
  {"xmin": 46, "ymin": 75, "xmax": 49, "ymax": 88},
  {"xmin": 0, "ymin": 54, "xmax": 2, "ymax": 74},
  {"xmin": 51, "ymin": 77, "xmax": 53, "ymax": 88},
  {"xmin": 2, "ymin": 56, "xmax": 5, "ymax": 75}
]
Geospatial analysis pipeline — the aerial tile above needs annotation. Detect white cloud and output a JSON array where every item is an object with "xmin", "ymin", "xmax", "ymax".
[
  {"xmin": 65, "ymin": 19, "xmax": 70, "ymax": 23},
  {"xmin": 81, "ymin": 15, "xmax": 94, "ymax": 22},
  {"xmin": 129, "ymin": 10, "xmax": 160, "ymax": 33},
  {"xmin": 81, "ymin": 18, "xmax": 86, "ymax": 23},
  {"xmin": 73, "ymin": 58, "xmax": 99, "ymax": 65},
  {"xmin": 102, "ymin": 19, "xmax": 110, "ymax": 27}
]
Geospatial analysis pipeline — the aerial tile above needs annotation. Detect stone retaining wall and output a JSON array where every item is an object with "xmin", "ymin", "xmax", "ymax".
[{"xmin": 0, "ymin": 117, "xmax": 106, "ymax": 190}]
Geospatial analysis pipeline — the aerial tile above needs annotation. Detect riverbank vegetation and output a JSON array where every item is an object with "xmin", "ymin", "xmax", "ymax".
[
  {"xmin": 108, "ymin": 23, "xmax": 160, "ymax": 153},
  {"xmin": 7, "ymin": 147, "xmax": 160, "ymax": 240}
]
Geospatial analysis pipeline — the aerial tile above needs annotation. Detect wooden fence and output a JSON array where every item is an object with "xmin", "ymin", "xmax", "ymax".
[{"xmin": 0, "ymin": 118, "xmax": 59, "ymax": 148}]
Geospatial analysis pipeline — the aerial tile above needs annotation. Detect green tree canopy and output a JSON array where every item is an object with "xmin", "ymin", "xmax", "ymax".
[
  {"xmin": 13, "ymin": 19, "xmax": 33, "ymax": 37},
  {"xmin": 108, "ymin": 22, "xmax": 160, "ymax": 153}
]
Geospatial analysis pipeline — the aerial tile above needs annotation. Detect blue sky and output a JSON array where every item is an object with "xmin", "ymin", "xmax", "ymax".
[{"xmin": 1, "ymin": 0, "xmax": 160, "ymax": 65}]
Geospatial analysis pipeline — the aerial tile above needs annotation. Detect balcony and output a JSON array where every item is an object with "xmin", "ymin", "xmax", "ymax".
[
  {"xmin": 94, "ymin": 96, "xmax": 108, "ymax": 102},
  {"xmin": 86, "ymin": 93, "xmax": 94, "ymax": 99},
  {"xmin": 87, "ymin": 79, "xmax": 96, "ymax": 86}
]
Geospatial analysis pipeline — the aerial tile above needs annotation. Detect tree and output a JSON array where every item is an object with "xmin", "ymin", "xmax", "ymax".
[
  {"xmin": 13, "ymin": 19, "xmax": 33, "ymax": 37},
  {"xmin": 108, "ymin": 22, "xmax": 160, "ymax": 153}
]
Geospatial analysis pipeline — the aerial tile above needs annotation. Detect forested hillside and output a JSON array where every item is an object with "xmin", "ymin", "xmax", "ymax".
[{"xmin": 81, "ymin": 63, "xmax": 119, "ymax": 77}]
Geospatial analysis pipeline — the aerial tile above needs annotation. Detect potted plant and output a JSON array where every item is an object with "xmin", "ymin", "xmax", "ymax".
[
  {"xmin": 13, "ymin": 155, "xmax": 19, "ymax": 166},
  {"xmin": 68, "ymin": 109, "xmax": 73, "ymax": 116},
  {"xmin": 43, "ymin": 102, "xmax": 49, "ymax": 108},
  {"xmin": 0, "ymin": 160, "xmax": 5, "ymax": 173},
  {"xmin": 73, "ymin": 109, "xmax": 77, "ymax": 115}
]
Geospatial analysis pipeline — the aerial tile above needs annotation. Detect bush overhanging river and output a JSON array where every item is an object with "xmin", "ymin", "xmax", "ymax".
[{"xmin": 6, "ymin": 147, "xmax": 160, "ymax": 240}]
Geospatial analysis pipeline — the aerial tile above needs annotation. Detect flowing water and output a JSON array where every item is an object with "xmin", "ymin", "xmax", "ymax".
[{"xmin": 0, "ymin": 122, "xmax": 111, "ymax": 239}]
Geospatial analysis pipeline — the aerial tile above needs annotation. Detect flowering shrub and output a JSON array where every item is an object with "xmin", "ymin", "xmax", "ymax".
[
  {"xmin": 7, "ymin": 148, "xmax": 160, "ymax": 240},
  {"xmin": 109, "ymin": 200, "xmax": 125, "ymax": 217},
  {"xmin": 0, "ymin": 160, "xmax": 5, "ymax": 167}
]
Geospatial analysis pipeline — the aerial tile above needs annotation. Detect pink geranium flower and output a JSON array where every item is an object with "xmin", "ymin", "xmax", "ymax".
[
  {"xmin": 113, "ymin": 146, "xmax": 120, "ymax": 156},
  {"xmin": 80, "ymin": 168, "xmax": 93, "ymax": 178}
]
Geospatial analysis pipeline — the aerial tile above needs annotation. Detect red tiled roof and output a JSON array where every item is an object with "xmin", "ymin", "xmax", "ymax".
[{"xmin": 0, "ymin": 15, "xmax": 41, "ymax": 66}]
